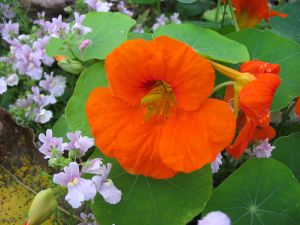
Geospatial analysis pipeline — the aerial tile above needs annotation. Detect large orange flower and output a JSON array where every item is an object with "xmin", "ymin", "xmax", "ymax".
[
  {"xmin": 214, "ymin": 60, "xmax": 280, "ymax": 158},
  {"xmin": 86, "ymin": 36, "xmax": 236, "ymax": 179},
  {"xmin": 232, "ymin": 0, "xmax": 287, "ymax": 29}
]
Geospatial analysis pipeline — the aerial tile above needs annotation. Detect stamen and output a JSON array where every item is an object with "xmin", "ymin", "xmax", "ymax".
[
  {"xmin": 141, "ymin": 81, "xmax": 176, "ymax": 121},
  {"xmin": 68, "ymin": 178, "xmax": 79, "ymax": 186}
]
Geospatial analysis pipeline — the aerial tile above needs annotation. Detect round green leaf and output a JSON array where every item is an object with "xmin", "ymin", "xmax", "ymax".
[
  {"xmin": 273, "ymin": 132, "xmax": 300, "ymax": 181},
  {"xmin": 227, "ymin": 29, "xmax": 300, "ymax": 111},
  {"xmin": 153, "ymin": 24, "xmax": 249, "ymax": 64},
  {"xmin": 72, "ymin": 12, "xmax": 136, "ymax": 61},
  {"xmin": 65, "ymin": 62, "xmax": 108, "ymax": 136},
  {"xmin": 203, "ymin": 158, "xmax": 300, "ymax": 225},
  {"xmin": 46, "ymin": 37, "xmax": 74, "ymax": 58},
  {"xmin": 92, "ymin": 150, "xmax": 212, "ymax": 225},
  {"xmin": 270, "ymin": 2, "xmax": 300, "ymax": 44}
]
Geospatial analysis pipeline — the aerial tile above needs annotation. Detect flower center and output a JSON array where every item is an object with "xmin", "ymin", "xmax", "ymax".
[
  {"xmin": 68, "ymin": 178, "xmax": 79, "ymax": 186},
  {"xmin": 141, "ymin": 80, "xmax": 176, "ymax": 121}
]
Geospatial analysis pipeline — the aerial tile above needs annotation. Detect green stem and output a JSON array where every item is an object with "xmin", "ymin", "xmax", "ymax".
[
  {"xmin": 215, "ymin": 0, "xmax": 222, "ymax": 22},
  {"xmin": 227, "ymin": 0, "xmax": 240, "ymax": 31},
  {"xmin": 0, "ymin": 164, "xmax": 83, "ymax": 223},
  {"xmin": 211, "ymin": 81, "xmax": 236, "ymax": 95}
]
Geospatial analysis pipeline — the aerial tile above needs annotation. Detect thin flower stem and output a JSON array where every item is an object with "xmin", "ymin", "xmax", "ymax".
[
  {"xmin": 211, "ymin": 81, "xmax": 236, "ymax": 94},
  {"xmin": 227, "ymin": 0, "xmax": 240, "ymax": 31},
  {"xmin": 215, "ymin": 0, "xmax": 222, "ymax": 21},
  {"xmin": 0, "ymin": 164, "xmax": 83, "ymax": 223}
]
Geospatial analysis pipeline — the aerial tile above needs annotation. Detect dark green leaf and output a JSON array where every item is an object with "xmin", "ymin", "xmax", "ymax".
[
  {"xmin": 45, "ymin": 37, "xmax": 74, "ymax": 58},
  {"xmin": 153, "ymin": 24, "xmax": 249, "ymax": 64},
  {"xmin": 92, "ymin": 149, "xmax": 212, "ymax": 225},
  {"xmin": 270, "ymin": 2, "xmax": 300, "ymax": 44},
  {"xmin": 65, "ymin": 62, "xmax": 108, "ymax": 137},
  {"xmin": 273, "ymin": 132, "xmax": 300, "ymax": 181},
  {"xmin": 72, "ymin": 12, "xmax": 136, "ymax": 61},
  {"xmin": 203, "ymin": 158, "xmax": 300, "ymax": 225}
]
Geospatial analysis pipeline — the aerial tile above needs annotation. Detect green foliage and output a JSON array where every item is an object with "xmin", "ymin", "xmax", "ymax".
[
  {"xmin": 46, "ymin": 12, "xmax": 135, "ymax": 62},
  {"xmin": 65, "ymin": 62, "xmax": 108, "ymax": 137},
  {"xmin": 227, "ymin": 29, "xmax": 300, "ymax": 111},
  {"xmin": 129, "ymin": 0, "xmax": 158, "ymax": 3},
  {"xmin": 270, "ymin": 1, "xmax": 300, "ymax": 44},
  {"xmin": 91, "ymin": 151, "xmax": 212, "ymax": 225},
  {"xmin": 177, "ymin": 0, "xmax": 198, "ymax": 3},
  {"xmin": 71, "ymin": 12, "xmax": 136, "ymax": 61},
  {"xmin": 45, "ymin": 38, "xmax": 74, "ymax": 58},
  {"xmin": 273, "ymin": 132, "xmax": 300, "ymax": 181},
  {"xmin": 127, "ymin": 32, "xmax": 153, "ymax": 41},
  {"xmin": 176, "ymin": 0, "xmax": 211, "ymax": 17},
  {"xmin": 52, "ymin": 115, "xmax": 69, "ymax": 140},
  {"xmin": 203, "ymin": 158, "xmax": 300, "ymax": 225},
  {"xmin": 153, "ymin": 23, "xmax": 250, "ymax": 64}
]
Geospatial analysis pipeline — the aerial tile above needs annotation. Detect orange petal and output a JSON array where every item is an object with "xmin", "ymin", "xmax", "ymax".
[
  {"xmin": 86, "ymin": 88, "xmax": 177, "ymax": 179},
  {"xmin": 227, "ymin": 121, "xmax": 256, "ymax": 159},
  {"xmin": 232, "ymin": 0, "xmax": 287, "ymax": 28},
  {"xmin": 105, "ymin": 36, "xmax": 215, "ymax": 111},
  {"xmin": 239, "ymin": 73, "xmax": 280, "ymax": 125},
  {"xmin": 224, "ymin": 85, "xmax": 234, "ymax": 102},
  {"xmin": 295, "ymin": 98, "xmax": 300, "ymax": 117},
  {"xmin": 269, "ymin": 10, "xmax": 288, "ymax": 19},
  {"xmin": 240, "ymin": 60, "xmax": 280, "ymax": 75},
  {"xmin": 252, "ymin": 124, "xmax": 276, "ymax": 141},
  {"xmin": 159, "ymin": 99, "xmax": 236, "ymax": 173}
]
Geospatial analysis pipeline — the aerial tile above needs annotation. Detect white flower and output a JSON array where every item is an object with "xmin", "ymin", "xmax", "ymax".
[
  {"xmin": 253, "ymin": 139, "xmax": 275, "ymax": 158},
  {"xmin": 198, "ymin": 211, "xmax": 231, "ymax": 225},
  {"xmin": 0, "ymin": 77, "xmax": 7, "ymax": 94},
  {"xmin": 6, "ymin": 74, "xmax": 19, "ymax": 86},
  {"xmin": 35, "ymin": 108, "xmax": 53, "ymax": 124},
  {"xmin": 211, "ymin": 153, "xmax": 222, "ymax": 174}
]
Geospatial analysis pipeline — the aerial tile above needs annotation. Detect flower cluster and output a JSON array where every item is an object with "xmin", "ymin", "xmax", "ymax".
[
  {"xmin": 84, "ymin": 0, "xmax": 113, "ymax": 12},
  {"xmin": 152, "ymin": 12, "xmax": 181, "ymax": 31},
  {"xmin": 0, "ymin": 12, "xmax": 92, "ymax": 124},
  {"xmin": 38, "ymin": 129, "xmax": 122, "ymax": 208},
  {"xmin": 0, "ymin": 3, "xmax": 15, "ymax": 19},
  {"xmin": 9, "ymin": 73, "xmax": 66, "ymax": 124}
]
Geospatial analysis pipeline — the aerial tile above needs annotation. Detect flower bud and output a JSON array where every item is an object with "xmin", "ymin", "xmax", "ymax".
[
  {"xmin": 26, "ymin": 188, "xmax": 57, "ymax": 225},
  {"xmin": 57, "ymin": 58, "xmax": 84, "ymax": 74}
]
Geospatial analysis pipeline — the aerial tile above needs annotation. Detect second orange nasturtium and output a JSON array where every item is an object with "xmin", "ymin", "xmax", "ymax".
[
  {"xmin": 218, "ymin": 60, "xmax": 281, "ymax": 158},
  {"xmin": 86, "ymin": 36, "xmax": 236, "ymax": 179},
  {"xmin": 232, "ymin": 0, "xmax": 287, "ymax": 29}
]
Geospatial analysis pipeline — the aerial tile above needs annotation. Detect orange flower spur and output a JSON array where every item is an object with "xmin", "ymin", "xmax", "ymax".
[
  {"xmin": 232, "ymin": 0, "xmax": 287, "ymax": 29},
  {"xmin": 86, "ymin": 36, "xmax": 236, "ymax": 179},
  {"xmin": 214, "ymin": 60, "xmax": 281, "ymax": 158}
]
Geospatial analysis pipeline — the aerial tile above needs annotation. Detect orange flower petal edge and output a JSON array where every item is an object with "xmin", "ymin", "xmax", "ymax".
[
  {"xmin": 295, "ymin": 98, "xmax": 300, "ymax": 117},
  {"xmin": 86, "ymin": 36, "xmax": 236, "ymax": 179},
  {"xmin": 232, "ymin": 0, "xmax": 287, "ymax": 29}
]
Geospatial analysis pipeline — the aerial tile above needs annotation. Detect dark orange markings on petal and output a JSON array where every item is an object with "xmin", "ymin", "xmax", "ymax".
[
  {"xmin": 232, "ymin": 0, "xmax": 287, "ymax": 29},
  {"xmin": 86, "ymin": 36, "xmax": 236, "ymax": 179}
]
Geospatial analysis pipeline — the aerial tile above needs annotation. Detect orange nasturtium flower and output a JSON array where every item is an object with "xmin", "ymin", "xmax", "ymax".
[
  {"xmin": 213, "ymin": 60, "xmax": 281, "ymax": 158},
  {"xmin": 232, "ymin": 0, "xmax": 287, "ymax": 29},
  {"xmin": 86, "ymin": 36, "xmax": 236, "ymax": 179}
]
